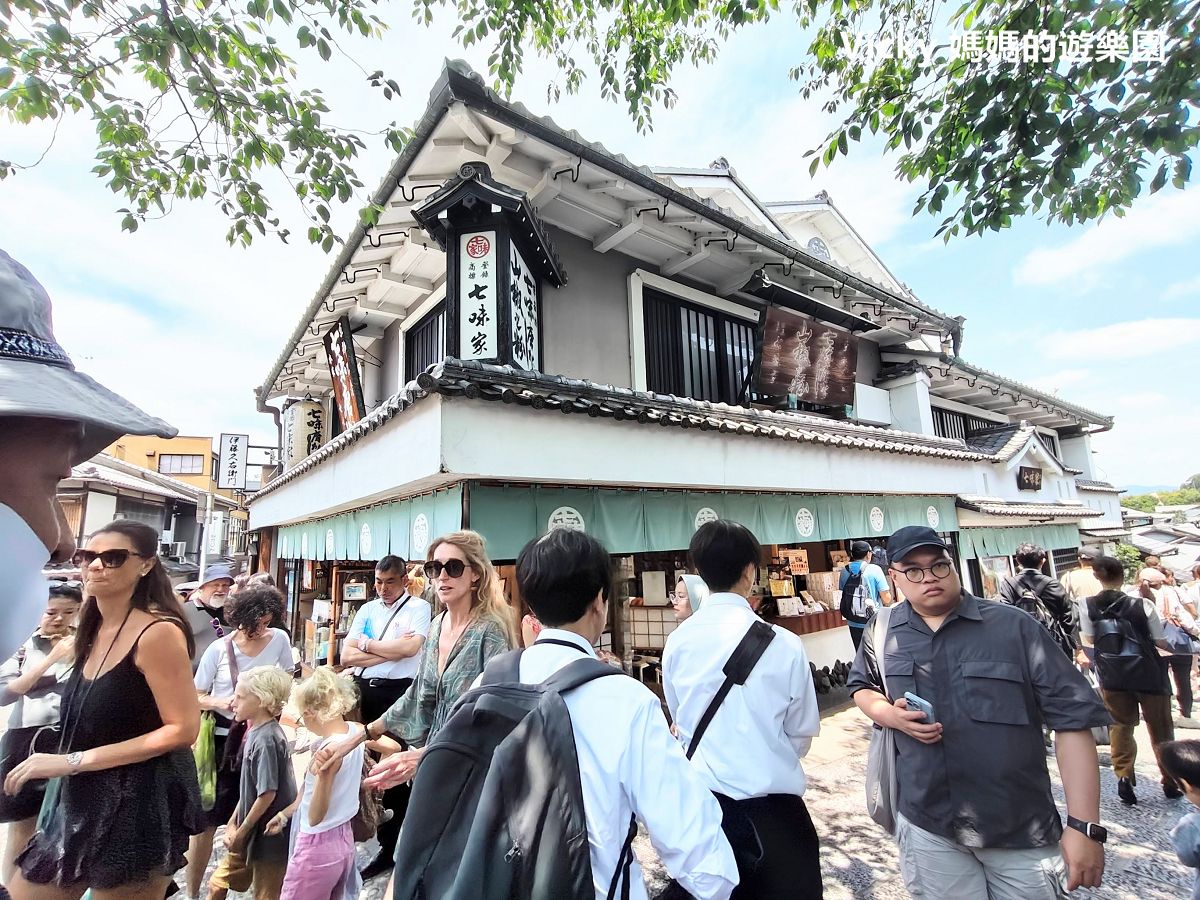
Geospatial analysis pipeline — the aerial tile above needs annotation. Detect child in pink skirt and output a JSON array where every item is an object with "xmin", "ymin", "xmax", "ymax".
[{"xmin": 265, "ymin": 668, "xmax": 365, "ymax": 900}]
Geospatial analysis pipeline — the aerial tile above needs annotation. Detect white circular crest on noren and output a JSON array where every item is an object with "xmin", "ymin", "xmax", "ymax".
[
  {"xmin": 547, "ymin": 507, "xmax": 586, "ymax": 532},
  {"xmin": 300, "ymin": 532, "xmax": 309, "ymax": 558},
  {"xmin": 795, "ymin": 507, "xmax": 816, "ymax": 538},
  {"xmin": 926, "ymin": 505, "xmax": 940, "ymax": 529},
  {"xmin": 360, "ymin": 523, "xmax": 373, "ymax": 558},
  {"xmin": 694, "ymin": 507, "xmax": 719, "ymax": 531},
  {"xmin": 411, "ymin": 514, "xmax": 430, "ymax": 557},
  {"xmin": 869, "ymin": 506, "xmax": 885, "ymax": 533},
  {"xmin": 325, "ymin": 528, "xmax": 335, "ymax": 558}
]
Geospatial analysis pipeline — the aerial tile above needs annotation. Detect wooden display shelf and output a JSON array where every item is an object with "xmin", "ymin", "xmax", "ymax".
[{"xmin": 768, "ymin": 610, "xmax": 844, "ymax": 635}]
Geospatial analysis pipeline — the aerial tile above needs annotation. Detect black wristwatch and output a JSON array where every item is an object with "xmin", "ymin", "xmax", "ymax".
[{"xmin": 1066, "ymin": 815, "xmax": 1107, "ymax": 844}]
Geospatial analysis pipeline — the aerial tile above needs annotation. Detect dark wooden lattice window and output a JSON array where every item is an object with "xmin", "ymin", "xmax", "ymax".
[
  {"xmin": 405, "ymin": 302, "xmax": 446, "ymax": 383},
  {"xmin": 643, "ymin": 287, "xmax": 757, "ymax": 406}
]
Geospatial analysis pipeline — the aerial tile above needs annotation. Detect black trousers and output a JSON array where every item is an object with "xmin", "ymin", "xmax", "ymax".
[
  {"xmin": 354, "ymin": 675, "xmax": 414, "ymax": 857},
  {"xmin": 715, "ymin": 792, "xmax": 823, "ymax": 900},
  {"xmin": 848, "ymin": 624, "xmax": 865, "ymax": 650},
  {"xmin": 1168, "ymin": 655, "xmax": 1194, "ymax": 717}
]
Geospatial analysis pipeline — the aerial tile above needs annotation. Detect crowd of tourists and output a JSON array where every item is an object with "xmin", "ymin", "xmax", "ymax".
[{"xmin": 6, "ymin": 512, "xmax": 1200, "ymax": 900}]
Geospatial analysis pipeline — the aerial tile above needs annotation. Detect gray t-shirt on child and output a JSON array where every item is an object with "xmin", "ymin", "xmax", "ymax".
[{"xmin": 238, "ymin": 719, "xmax": 296, "ymax": 863}]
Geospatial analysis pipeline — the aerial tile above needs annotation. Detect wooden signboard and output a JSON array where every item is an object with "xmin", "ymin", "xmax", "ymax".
[{"xmin": 754, "ymin": 305, "xmax": 859, "ymax": 406}]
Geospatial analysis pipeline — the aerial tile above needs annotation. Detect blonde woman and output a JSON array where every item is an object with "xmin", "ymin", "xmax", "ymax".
[{"xmin": 314, "ymin": 530, "xmax": 514, "ymax": 879}]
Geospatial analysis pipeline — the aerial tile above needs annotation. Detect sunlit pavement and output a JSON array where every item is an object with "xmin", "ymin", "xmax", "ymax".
[{"xmin": 167, "ymin": 704, "xmax": 1196, "ymax": 899}]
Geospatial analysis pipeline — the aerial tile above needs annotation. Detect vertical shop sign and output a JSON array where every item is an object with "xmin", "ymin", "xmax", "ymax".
[
  {"xmin": 459, "ymin": 231, "xmax": 498, "ymax": 361},
  {"xmin": 509, "ymin": 240, "xmax": 539, "ymax": 370},
  {"xmin": 217, "ymin": 433, "xmax": 248, "ymax": 490},
  {"xmin": 323, "ymin": 316, "xmax": 366, "ymax": 428},
  {"xmin": 282, "ymin": 400, "xmax": 325, "ymax": 470}
]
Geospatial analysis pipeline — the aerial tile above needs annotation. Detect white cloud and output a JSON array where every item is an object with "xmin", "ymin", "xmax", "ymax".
[
  {"xmin": 1023, "ymin": 368, "xmax": 1091, "ymax": 394},
  {"xmin": 1166, "ymin": 275, "xmax": 1200, "ymax": 302},
  {"xmin": 1039, "ymin": 318, "xmax": 1200, "ymax": 361},
  {"xmin": 1014, "ymin": 188, "xmax": 1200, "ymax": 287}
]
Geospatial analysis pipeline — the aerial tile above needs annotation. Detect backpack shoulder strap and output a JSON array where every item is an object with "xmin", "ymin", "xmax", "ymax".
[
  {"xmin": 541, "ymin": 655, "xmax": 625, "ymax": 693},
  {"xmin": 480, "ymin": 648, "xmax": 525, "ymax": 686},
  {"xmin": 873, "ymin": 606, "xmax": 892, "ymax": 699},
  {"xmin": 686, "ymin": 620, "xmax": 775, "ymax": 760}
]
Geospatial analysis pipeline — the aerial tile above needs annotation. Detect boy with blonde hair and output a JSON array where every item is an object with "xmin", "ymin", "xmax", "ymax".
[{"xmin": 208, "ymin": 666, "xmax": 297, "ymax": 900}]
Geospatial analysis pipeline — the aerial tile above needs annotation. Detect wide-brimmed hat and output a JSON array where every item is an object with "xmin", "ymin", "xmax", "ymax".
[
  {"xmin": 0, "ymin": 249, "xmax": 176, "ymax": 462},
  {"xmin": 198, "ymin": 565, "xmax": 235, "ymax": 588}
]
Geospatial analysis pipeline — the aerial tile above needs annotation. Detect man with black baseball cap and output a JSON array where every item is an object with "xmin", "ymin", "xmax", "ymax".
[{"xmin": 847, "ymin": 525, "xmax": 1111, "ymax": 899}]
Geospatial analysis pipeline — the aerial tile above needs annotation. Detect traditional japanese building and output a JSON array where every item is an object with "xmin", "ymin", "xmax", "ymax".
[{"xmin": 247, "ymin": 61, "xmax": 1115, "ymax": 674}]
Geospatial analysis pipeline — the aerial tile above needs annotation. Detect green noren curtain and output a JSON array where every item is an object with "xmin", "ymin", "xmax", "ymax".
[
  {"xmin": 470, "ymin": 486, "xmax": 536, "ymax": 561},
  {"xmin": 959, "ymin": 524, "xmax": 1081, "ymax": 559},
  {"xmin": 592, "ymin": 490, "xmax": 648, "ymax": 554}
]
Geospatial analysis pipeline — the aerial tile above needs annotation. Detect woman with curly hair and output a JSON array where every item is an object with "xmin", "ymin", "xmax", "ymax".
[
  {"xmin": 313, "ymin": 530, "xmax": 515, "ymax": 881},
  {"xmin": 187, "ymin": 584, "xmax": 295, "ymax": 899}
]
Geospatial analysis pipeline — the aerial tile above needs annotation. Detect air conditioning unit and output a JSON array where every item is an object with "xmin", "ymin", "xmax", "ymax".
[{"xmin": 161, "ymin": 541, "xmax": 188, "ymax": 560}]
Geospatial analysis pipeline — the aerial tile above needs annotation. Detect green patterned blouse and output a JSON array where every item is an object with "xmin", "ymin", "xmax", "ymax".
[{"xmin": 381, "ymin": 611, "xmax": 510, "ymax": 747}]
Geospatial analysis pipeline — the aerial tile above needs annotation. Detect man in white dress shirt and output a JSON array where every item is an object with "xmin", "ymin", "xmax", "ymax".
[
  {"xmin": 341, "ymin": 554, "xmax": 432, "ymax": 879},
  {"xmin": 514, "ymin": 529, "xmax": 739, "ymax": 900},
  {"xmin": 663, "ymin": 519, "xmax": 823, "ymax": 898}
]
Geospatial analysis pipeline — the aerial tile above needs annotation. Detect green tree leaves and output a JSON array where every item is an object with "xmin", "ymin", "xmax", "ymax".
[
  {"xmin": 1, "ymin": 0, "xmax": 1193, "ymax": 246},
  {"xmin": 796, "ymin": 0, "xmax": 1198, "ymax": 239}
]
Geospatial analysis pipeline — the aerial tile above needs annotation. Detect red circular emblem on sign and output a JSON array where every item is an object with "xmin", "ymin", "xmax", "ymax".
[{"xmin": 465, "ymin": 235, "xmax": 491, "ymax": 258}]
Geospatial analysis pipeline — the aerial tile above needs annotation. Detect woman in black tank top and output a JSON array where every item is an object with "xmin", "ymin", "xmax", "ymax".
[{"xmin": 4, "ymin": 522, "xmax": 202, "ymax": 900}]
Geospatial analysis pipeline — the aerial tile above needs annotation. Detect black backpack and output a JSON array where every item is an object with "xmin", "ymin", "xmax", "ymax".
[
  {"xmin": 391, "ymin": 650, "xmax": 635, "ymax": 900},
  {"xmin": 1089, "ymin": 595, "xmax": 1168, "ymax": 694},
  {"xmin": 1001, "ymin": 574, "xmax": 1072, "ymax": 655}
]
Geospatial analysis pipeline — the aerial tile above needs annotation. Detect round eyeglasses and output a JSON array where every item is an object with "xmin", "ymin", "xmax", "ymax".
[{"xmin": 894, "ymin": 561, "xmax": 954, "ymax": 583}]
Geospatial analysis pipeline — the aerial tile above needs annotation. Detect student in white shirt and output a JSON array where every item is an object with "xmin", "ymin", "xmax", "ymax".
[
  {"xmin": 663, "ymin": 519, "xmax": 823, "ymax": 899},
  {"xmin": 339, "ymin": 554, "xmax": 431, "ymax": 879},
  {"xmin": 513, "ymin": 529, "xmax": 738, "ymax": 900}
]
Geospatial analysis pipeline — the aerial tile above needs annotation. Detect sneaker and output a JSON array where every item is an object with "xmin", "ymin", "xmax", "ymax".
[
  {"xmin": 1118, "ymin": 777, "xmax": 1137, "ymax": 805},
  {"xmin": 1177, "ymin": 716, "xmax": 1200, "ymax": 730},
  {"xmin": 1165, "ymin": 780, "xmax": 1185, "ymax": 800}
]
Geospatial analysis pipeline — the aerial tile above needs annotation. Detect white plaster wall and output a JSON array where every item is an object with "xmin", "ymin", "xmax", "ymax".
[
  {"xmin": 439, "ymin": 399, "xmax": 983, "ymax": 496},
  {"xmin": 248, "ymin": 399, "xmax": 446, "ymax": 529},
  {"xmin": 799, "ymin": 626, "xmax": 857, "ymax": 670},
  {"xmin": 82, "ymin": 491, "xmax": 117, "ymax": 537},
  {"xmin": 1060, "ymin": 434, "xmax": 1096, "ymax": 480},
  {"xmin": 1078, "ymin": 491, "xmax": 1123, "ymax": 528}
]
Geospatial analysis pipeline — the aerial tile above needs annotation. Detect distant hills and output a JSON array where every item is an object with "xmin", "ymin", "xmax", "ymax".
[{"xmin": 1121, "ymin": 484, "xmax": 1178, "ymax": 495}]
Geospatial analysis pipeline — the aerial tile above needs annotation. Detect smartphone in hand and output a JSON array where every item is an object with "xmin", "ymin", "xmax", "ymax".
[{"xmin": 904, "ymin": 691, "xmax": 935, "ymax": 724}]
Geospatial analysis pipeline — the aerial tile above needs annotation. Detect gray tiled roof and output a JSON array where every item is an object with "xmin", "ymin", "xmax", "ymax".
[
  {"xmin": 1075, "ymin": 479, "xmax": 1121, "ymax": 492},
  {"xmin": 964, "ymin": 424, "xmax": 1024, "ymax": 457},
  {"xmin": 956, "ymin": 496, "xmax": 1104, "ymax": 519},
  {"xmin": 252, "ymin": 359, "xmax": 995, "ymax": 500}
]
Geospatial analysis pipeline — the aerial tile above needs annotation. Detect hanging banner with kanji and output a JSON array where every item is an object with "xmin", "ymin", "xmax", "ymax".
[
  {"xmin": 459, "ymin": 231, "xmax": 498, "ymax": 360},
  {"xmin": 509, "ymin": 240, "xmax": 539, "ymax": 370},
  {"xmin": 217, "ymin": 433, "xmax": 248, "ymax": 490}
]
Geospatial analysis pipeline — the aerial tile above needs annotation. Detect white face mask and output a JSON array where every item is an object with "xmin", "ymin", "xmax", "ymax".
[{"xmin": 0, "ymin": 503, "xmax": 55, "ymax": 661}]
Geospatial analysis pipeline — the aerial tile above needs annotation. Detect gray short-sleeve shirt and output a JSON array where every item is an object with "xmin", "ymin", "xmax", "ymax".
[
  {"xmin": 847, "ymin": 593, "xmax": 1110, "ymax": 850},
  {"xmin": 238, "ymin": 719, "xmax": 297, "ymax": 863}
]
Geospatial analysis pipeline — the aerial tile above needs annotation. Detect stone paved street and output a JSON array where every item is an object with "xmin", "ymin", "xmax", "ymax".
[{"xmin": 183, "ymin": 705, "xmax": 1197, "ymax": 899}]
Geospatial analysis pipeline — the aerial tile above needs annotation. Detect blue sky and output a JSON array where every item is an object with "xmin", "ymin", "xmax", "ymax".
[{"xmin": 1, "ymin": 14, "xmax": 1194, "ymax": 488}]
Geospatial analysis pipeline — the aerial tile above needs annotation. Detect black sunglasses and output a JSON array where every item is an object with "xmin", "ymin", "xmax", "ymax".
[
  {"xmin": 424, "ymin": 559, "xmax": 468, "ymax": 579},
  {"xmin": 72, "ymin": 549, "xmax": 147, "ymax": 569}
]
